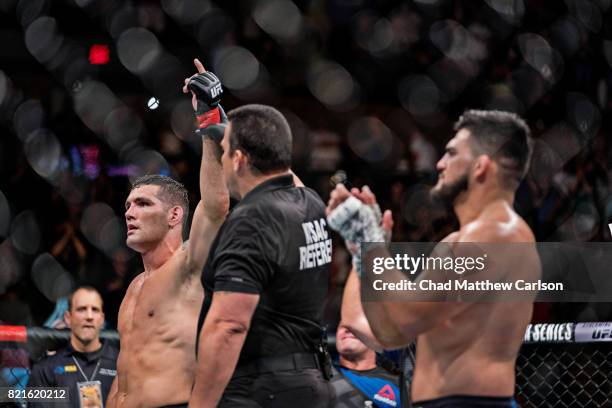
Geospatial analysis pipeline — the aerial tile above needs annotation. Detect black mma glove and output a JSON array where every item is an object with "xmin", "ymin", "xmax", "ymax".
[{"xmin": 188, "ymin": 71, "xmax": 226, "ymax": 143}]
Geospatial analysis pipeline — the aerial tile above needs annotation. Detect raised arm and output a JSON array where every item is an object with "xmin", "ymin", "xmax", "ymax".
[
  {"xmin": 184, "ymin": 59, "xmax": 230, "ymax": 275},
  {"xmin": 186, "ymin": 137, "xmax": 229, "ymax": 273},
  {"xmin": 327, "ymin": 184, "xmax": 461, "ymax": 348},
  {"xmin": 329, "ymin": 186, "xmax": 538, "ymax": 348},
  {"xmin": 359, "ymin": 226, "xmax": 532, "ymax": 348}
]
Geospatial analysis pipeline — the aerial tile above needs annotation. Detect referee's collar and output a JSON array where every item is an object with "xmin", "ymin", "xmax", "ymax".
[{"xmin": 239, "ymin": 173, "xmax": 294, "ymax": 204}]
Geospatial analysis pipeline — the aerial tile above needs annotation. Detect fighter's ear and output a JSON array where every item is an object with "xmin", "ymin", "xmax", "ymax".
[
  {"xmin": 168, "ymin": 205, "xmax": 184, "ymax": 228},
  {"xmin": 473, "ymin": 154, "xmax": 492, "ymax": 182}
]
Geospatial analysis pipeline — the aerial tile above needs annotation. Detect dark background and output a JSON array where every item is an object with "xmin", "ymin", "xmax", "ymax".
[{"xmin": 0, "ymin": 0, "xmax": 611, "ymax": 329}]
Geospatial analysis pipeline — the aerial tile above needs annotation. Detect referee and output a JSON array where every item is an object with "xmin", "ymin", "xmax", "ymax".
[{"xmin": 188, "ymin": 94, "xmax": 333, "ymax": 406}]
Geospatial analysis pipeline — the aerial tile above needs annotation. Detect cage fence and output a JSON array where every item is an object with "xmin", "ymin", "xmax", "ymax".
[{"xmin": 0, "ymin": 323, "xmax": 610, "ymax": 407}]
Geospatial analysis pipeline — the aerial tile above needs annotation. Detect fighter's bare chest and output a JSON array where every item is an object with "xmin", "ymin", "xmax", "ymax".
[{"xmin": 120, "ymin": 271, "xmax": 178, "ymax": 333}]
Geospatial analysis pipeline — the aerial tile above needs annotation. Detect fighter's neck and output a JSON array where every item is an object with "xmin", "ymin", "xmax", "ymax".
[
  {"xmin": 454, "ymin": 188, "xmax": 515, "ymax": 227},
  {"xmin": 140, "ymin": 238, "xmax": 182, "ymax": 272}
]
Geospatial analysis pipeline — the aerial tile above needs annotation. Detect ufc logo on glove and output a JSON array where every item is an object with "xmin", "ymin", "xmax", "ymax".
[{"xmin": 211, "ymin": 83, "xmax": 222, "ymax": 98}]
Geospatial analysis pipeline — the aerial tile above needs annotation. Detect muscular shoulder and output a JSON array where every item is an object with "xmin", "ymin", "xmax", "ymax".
[
  {"xmin": 441, "ymin": 231, "xmax": 461, "ymax": 242},
  {"xmin": 125, "ymin": 272, "xmax": 146, "ymax": 294},
  {"xmin": 460, "ymin": 216, "xmax": 534, "ymax": 243}
]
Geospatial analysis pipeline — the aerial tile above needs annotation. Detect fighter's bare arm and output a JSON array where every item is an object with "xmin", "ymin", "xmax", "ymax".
[
  {"xmin": 184, "ymin": 59, "xmax": 230, "ymax": 275},
  {"xmin": 328, "ymin": 184, "xmax": 531, "ymax": 348},
  {"xmin": 360, "ymin": 223, "xmax": 525, "ymax": 349},
  {"xmin": 185, "ymin": 139, "xmax": 229, "ymax": 274},
  {"xmin": 189, "ymin": 291, "xmax": 260, "ymax": 407}
]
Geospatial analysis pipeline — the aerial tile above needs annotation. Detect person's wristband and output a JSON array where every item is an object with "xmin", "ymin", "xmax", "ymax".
[
  {"xmin": 195, "ymin": 123, "xmax": 226, "ymax": 143},
  {"xmin": 196, "ymin": 107, "xmax": 221, "ymax": 129}
]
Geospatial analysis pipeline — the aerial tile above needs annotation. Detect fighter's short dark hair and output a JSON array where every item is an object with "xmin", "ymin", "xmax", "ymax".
[
  {"xmin": 227, "ymin": 104, "xmax": 292, "ymax": 174},
  {"xmin": 130, "ymin": 175, "xmax": 189, "ymax": 231},
  {"xmin": 454, "ymin": 110, "xmax": 533, "ymax": 189},
  {"xmin": 68, "ymin": 286, "xmax": 102, "ymax": 312}
]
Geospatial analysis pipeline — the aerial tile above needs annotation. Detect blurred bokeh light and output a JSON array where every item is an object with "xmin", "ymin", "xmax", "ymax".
[
  {"xmin": 308, "ymin": 60, "xmax": 360, "ymax": 110},
  {"xmin": 253, "ymin": 0, "xmax": 302, "ymax": 42},
  {"xmin": 347, "ymin": 117, "xmax": 394, "ymax": 164},
  {"xmin": 117, "ymin": 28, "xmax": 161, "ymax": 74},
  {"xmin": 11, "ymin": 211, "xmax": 41, "ymax": 255},
  {"xmin": 0, "ymin": 0, "xmax": 611, "ymax": 327},
  {"xmin": 31, "ymin": 253, "xmax": 73, "ymax": 302},
  {"xmin": 0, "ymin": 190, "xmax": 11, "ymax": 238}
]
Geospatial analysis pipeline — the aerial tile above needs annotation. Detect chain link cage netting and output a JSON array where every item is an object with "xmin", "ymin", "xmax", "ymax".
[
  {"xmin": 0, "ymin": 324, "xmax": 610, "ymax": 407},
  {"xmin": 515, "ymin": 343, "xmax": 611, "ymax": 407}
]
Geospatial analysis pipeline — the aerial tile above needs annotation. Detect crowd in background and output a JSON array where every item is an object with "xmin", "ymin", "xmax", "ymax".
[{"xmin": 0, "ymin": 0, "xmax": 611, "ymax": 331}]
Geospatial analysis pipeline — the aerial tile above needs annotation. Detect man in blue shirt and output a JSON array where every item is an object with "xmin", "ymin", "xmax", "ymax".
[{"xmin": 332, "ymin": 323, "xmax": 404, "ymax": 408}]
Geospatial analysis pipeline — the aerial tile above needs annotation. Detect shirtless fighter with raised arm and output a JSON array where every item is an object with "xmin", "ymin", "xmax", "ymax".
[
  {"xmin": 106, "ymin": 59, "xmax": 229, "ymax": 408},
  {"xmin": 328, "ymin": 110, "xmax": 541, "ymax": 408}
]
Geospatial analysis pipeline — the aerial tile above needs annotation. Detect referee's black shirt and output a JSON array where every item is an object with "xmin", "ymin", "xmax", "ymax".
[
  {"xmin": 27, "ymin": 340, "xmax": 118, "ymax": 408},
  {"xmin": 198, "ymin": 174, "xmax": 332, "ymax": 362}
]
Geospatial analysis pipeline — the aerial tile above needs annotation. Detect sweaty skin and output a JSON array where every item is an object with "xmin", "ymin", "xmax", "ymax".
[
  {"xmin": 107, "ymin": 59, "xmax": 229, "ymax": 408},
  {"xmin": 410, "ymin": 208, "xmax": 536, "ymax": 400},
  {"xmin": 110, "ymin": 180, "xmax": 226, "ymax": 407},
  {"xmin": 335, "ymin": 127, "xmax": 539, "ymax": 402},
  {"xmin": 114, "ymin": 247, "xmax": 203, "ymax": 407},
  {"xmin": 341, "ymin": 196, "xmax": 538, "ymax": 402}
]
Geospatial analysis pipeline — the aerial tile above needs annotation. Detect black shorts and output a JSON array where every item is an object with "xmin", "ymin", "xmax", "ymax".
[
  {"xmin": 412, "ymin": 395, "xmax": 518, "ymax": 408},
  {"xmin": 218, "ymin": 368, "xmax": 333, "ymax": 408},
  {"xmin": 157, "ymin": 404, "xmax": 188, "ymax": 408}
]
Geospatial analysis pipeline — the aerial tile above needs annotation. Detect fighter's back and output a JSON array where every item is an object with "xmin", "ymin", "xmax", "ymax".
[
  {"xmin": 115, "ymin": 247, "xmax": 203, "ymax": 407},
  {"xmin": 412, "ymin": 204, "xmax": 538, "ymax": 401}
]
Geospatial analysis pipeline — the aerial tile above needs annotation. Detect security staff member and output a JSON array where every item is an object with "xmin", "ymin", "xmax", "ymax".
[
  {"xmin": 186, "ymin": 71, "xmax": 332, "ymax": 407},
  {"xmin": 28, "ymin": 287, "xmax": 118, "ymax": 408}
]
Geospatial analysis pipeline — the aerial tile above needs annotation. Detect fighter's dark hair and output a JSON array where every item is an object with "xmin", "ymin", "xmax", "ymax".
[
  {"xmin": 130, "ymin": 175, "xmax": 189, "ymax": 231},
  {"xmin": 454, "ymin": 109, "xmax": 533, "ymax": 190},
  {"xmin": 227, "ymin": 104, "xmax": 292, "ymax": 174}
]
